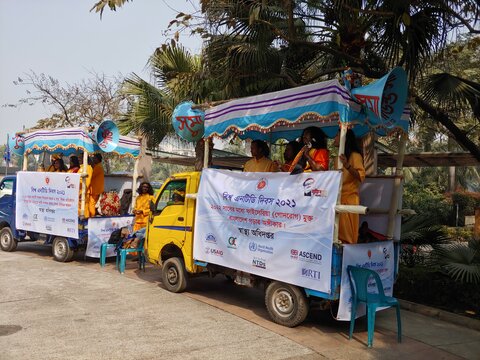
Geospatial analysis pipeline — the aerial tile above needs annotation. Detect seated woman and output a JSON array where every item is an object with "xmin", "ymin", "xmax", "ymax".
[
  {"xmin": 67, "ymin": 156, "xmax": 80, "ymax": 173},
  {"xmin": 279, "ymin": 140, "xmax": 303, "ymax": 172},
  {"xmin": 300, "ymin": 126, "xmax": 329, "ymax": 171},
  {"xmin": 243, "ymin": 140, "xmax": 278, "ymax": 172},
  {"xmin": 52, "ymin": 157, "xmax": 68, "ymax": 172}
]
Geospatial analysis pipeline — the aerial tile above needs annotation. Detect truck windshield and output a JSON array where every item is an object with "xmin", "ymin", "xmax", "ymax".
[{"xmin": 0, "ymin": 179, "xmax": 13, "ymax": 199}]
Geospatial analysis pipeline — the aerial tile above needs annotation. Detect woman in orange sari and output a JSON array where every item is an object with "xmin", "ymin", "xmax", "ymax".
[
  {"xmin": 133, "ymin": 182, "xmax": 155, "ymax": 232},
  {"xmin": 300, "ymin": 126, "xmax": 329, "ymax": 171},
  {"xmin": 335, "ymin": 129, "xmax": 366, "ymax": 244}
]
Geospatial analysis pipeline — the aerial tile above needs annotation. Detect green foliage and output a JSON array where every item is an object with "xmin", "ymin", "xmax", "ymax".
[
  {"xmin": 450, "ymin": 192, "xmax": 480, "ymax": 225},
  {"xmin": 150, "ymin": 161, "xmax": 193, "ymax": 182},
  {"xmin": 430, "ymin": 239, "xmax": 480, "ymax": 284},
  {"xmin": 395, "ymin": 265, "xmax": 480, "ymax": 318},
  {"xmin": 400, "ymin": 215, "xmax": 451, "ymax": 267},
  {"xmin": 403, "ymin": 174, "xmax": 452, "ymax": 224}
]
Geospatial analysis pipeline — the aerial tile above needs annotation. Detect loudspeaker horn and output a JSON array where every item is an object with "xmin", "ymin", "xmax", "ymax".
[
  {"xmin": 90, "ymin": 120, "xmax": 119, "ymax": 152},
  {"xmin": 351, "ymin": 67, "xmax": 408, "ymax": 128}
]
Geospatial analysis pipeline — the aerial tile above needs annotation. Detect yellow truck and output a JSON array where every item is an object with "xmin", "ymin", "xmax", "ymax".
[{"xmin": 145, "ymin": 69, "xmax": 409, "ymax": 327}]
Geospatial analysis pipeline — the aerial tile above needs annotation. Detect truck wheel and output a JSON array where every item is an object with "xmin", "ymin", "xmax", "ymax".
[
  {"xmin": 265, "ymin": 281, "xmax": 309, "ymax": 327},
  {"xmin": 0, "ymin": 227, "xmax": 17, "ymax": 252},
  {"xmin": 161, "ymin": 257, "xmax": 187, "ymax": 293},
  {"xmin": 52, "ymin": 237, "xmax": 74, "ymax": 262}
]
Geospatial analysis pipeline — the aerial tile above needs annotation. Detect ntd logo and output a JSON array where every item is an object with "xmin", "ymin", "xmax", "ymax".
[
  {"xmin": 252, "ymin": 257, "xmax": 266, "ymax": 269},
  {"xmin": 301, "ymin": 268, "xmax": 321, "ymax": 280}
]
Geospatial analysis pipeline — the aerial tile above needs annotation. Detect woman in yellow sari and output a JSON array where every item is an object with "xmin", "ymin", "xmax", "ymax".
[
  {"xmin": 133, "ymin": 182, "xmax": 155, "ymax": 231},
  {"xmin": 335, "ymin": 129, "xmax": 365, "ymax": 244}
]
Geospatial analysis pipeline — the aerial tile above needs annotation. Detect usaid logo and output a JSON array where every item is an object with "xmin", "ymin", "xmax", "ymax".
[
  {"xmin": 301, "ymin": 268, "xmax": 321, "ymax": 281},
  {"xmin": 205, "ymin": 247, "xmax": 223, "ymax": 257},
  {"xmin": 252, "ymin": 257, "xmax": 266, "ymax": 269},
  {"xmin": 205, "ymin": 233, "xmax": 217, "ymax": 244}
]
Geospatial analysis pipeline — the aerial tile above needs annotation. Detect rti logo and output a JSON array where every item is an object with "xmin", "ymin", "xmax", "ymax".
[
  {"xmin": 227, "ymin": 236, "xmax": 237, "ymax": 249},
  {"xmin": 301, "ymin": 268, "xmax": 321, "ymax": 281}
]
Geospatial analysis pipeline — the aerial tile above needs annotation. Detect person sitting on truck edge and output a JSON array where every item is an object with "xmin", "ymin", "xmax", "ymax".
[
  {"xmin": 334, "ymin": 129, "xmax": 365, "ymax": 244},
  {"xmin": 300, "ymin": 126, "xmax": 329, "ymax": 171},
  {"xmin": 89, "ymin": 153, "xmax": 105, "ymax": 217},
  {"xmin": 243, "ymin": 140, "xmax": 278, "ymax": 172},
  {"xmin": 68, "ymin": 155, "xmax": 80, "ymax": 173},
  {"xmin": 133, "ymin": 182, "xmax": 155, "ymax": 232}
]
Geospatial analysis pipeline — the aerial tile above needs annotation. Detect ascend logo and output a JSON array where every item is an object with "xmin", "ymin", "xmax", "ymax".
[
  {"xmin": 205, "ymin": 233, "xmax": 217, "ymax": 244},
  {"xmin": 252, "ymin": 257, "xmax": 266, "ymax": 269},
  {"xmin": 301, "ymin": 268, "xmax": 321, "ymax": 280},
  {"xmin": 227, "ymin": 236, "xmax": 237, "ymax": 249},
  {"xmin": 290, "ymin": 249, "xmax": 322, "ymax": 264},
  {"xmin": 33, "ymin": 214, "xmax": 39, "ymax": 221}
]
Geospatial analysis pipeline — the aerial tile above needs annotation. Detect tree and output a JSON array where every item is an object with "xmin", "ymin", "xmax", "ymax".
[
  {"xmin": 5, "ymin": 71, "xmax": 126, "ymax": 129},
  {"xmin": 195, "ymin": 1, "xmax": 480, "ymax": 158}
]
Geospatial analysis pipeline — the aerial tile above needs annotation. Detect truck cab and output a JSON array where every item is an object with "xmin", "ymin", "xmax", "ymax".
[
  {"xmin": 0, "ymin": 176, "xmax": 25, "ymax": 252},
  {"xmin": 145, "ymin": 171, "xmax": 203, "ymax": 291}
]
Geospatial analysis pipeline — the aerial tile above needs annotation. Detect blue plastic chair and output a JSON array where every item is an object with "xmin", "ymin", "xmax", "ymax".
[
  {"xmin": 347, "ymin": 265, "xmax": 402, "ymax": 347},
  {"xmin": 99, "ymin": 243, "xmax": 116, "ymax": 267},
  {"xmin": 116, "ymin": 237, "xmax": 146, "ymax": 274}
]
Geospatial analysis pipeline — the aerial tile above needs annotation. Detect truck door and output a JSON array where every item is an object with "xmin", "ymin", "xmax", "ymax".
[
  {"xmin": 147, "ymin": 178, "xmax": 189, "ymax": 263},
  {"xmin": 0, "ymin": 178, "xmax": 15, "ymax": 222}
]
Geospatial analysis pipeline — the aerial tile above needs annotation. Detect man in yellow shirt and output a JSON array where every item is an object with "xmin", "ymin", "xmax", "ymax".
[
  {"xmin": 243, "ymin": 140, "xmax": 278, "ymax": 172},
  {"xmin": 89, "ymin": 153, "xmax": 105, "ymax": 217}
]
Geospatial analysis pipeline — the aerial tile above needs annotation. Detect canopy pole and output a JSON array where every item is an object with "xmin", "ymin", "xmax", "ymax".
[
  {"xmin": 333, "ymin": 126, "xmax": 347, "ymax": 244},
  {"xmin": 80, "ymin": 150, "xmax": 88, "ymax": 219},
  {"xmin": 131, "ymin": 156, "xmax": 139, "ymax": 210},
  {"xmin": 22, "ymin": 152, "xmax": 28, "ymax": 171},
  {"xmin": 386, "ymin": 132, "xmax": 407, "ymax": 239},
  {"xmin": 203, "ymin": 138, "xmax": 210, "ymax": 169}
]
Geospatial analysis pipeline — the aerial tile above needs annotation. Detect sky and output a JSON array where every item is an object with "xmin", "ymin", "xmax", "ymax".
[{"xmin": 0, "ymin": 0, "xmax": 201, "ymax": 145}]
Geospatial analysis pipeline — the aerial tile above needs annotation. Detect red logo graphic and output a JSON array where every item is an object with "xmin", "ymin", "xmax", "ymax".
[
  {"xmin": 256, "ymin": 178, "xmax": 268, "ymax": 191},
  {"xmin": 367, "ymin": 249, "xmax": 372, "ymax": 259},
  {"xmin": 45, "ymin": 177, "xmax": 50, "ymax": 185}
]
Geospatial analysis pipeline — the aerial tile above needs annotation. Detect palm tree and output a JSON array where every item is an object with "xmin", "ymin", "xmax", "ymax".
[{"xmin": 119, "ymin": 43, "xmax": 205, "ymax": 147}]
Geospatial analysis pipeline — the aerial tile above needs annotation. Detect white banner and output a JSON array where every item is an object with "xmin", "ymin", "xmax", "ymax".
[
  {"xmin": 336, "ymin": 241, "xmax": 395, "ymax": 320},
  {"xmin": 85, "ymin": 216, "xmax": 134, "ymax": 258},
  {"xmin": 15, "ymin": 171, "xmax": 80, "ymax": 239},
  {"xmin": 193, "ymin": 169, "xmax": 341, "ymax": 293}
]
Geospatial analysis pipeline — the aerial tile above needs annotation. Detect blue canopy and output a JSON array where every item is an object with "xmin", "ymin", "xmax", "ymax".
[
  {"xmin": 204, "ymin": 79, "xmax": 409, "ymax": 141},
  {"xmin": 23, "ymin": 127, "xmax": 141, "ymax": 158}
]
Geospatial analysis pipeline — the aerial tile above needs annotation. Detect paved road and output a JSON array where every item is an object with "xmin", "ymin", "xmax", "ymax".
[{"xmin": 1, "ymin": 243, "xmax": 479, "ymax": 360}]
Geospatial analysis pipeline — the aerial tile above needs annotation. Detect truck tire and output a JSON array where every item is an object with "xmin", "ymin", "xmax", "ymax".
[
  {"xmin": 161, "ymin": 257, "xmax": 187, "ymax": 293},
  {"xmin": 0, "ymin": 227, "xmax": 17, "ymax": 252},
  {"xmin": 265, "ymin": 281, "xmax": 309, "ymax": 327},
  {"xmin": 52, "ymin": 237, "xmax": 74, "ymax": 262}
]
